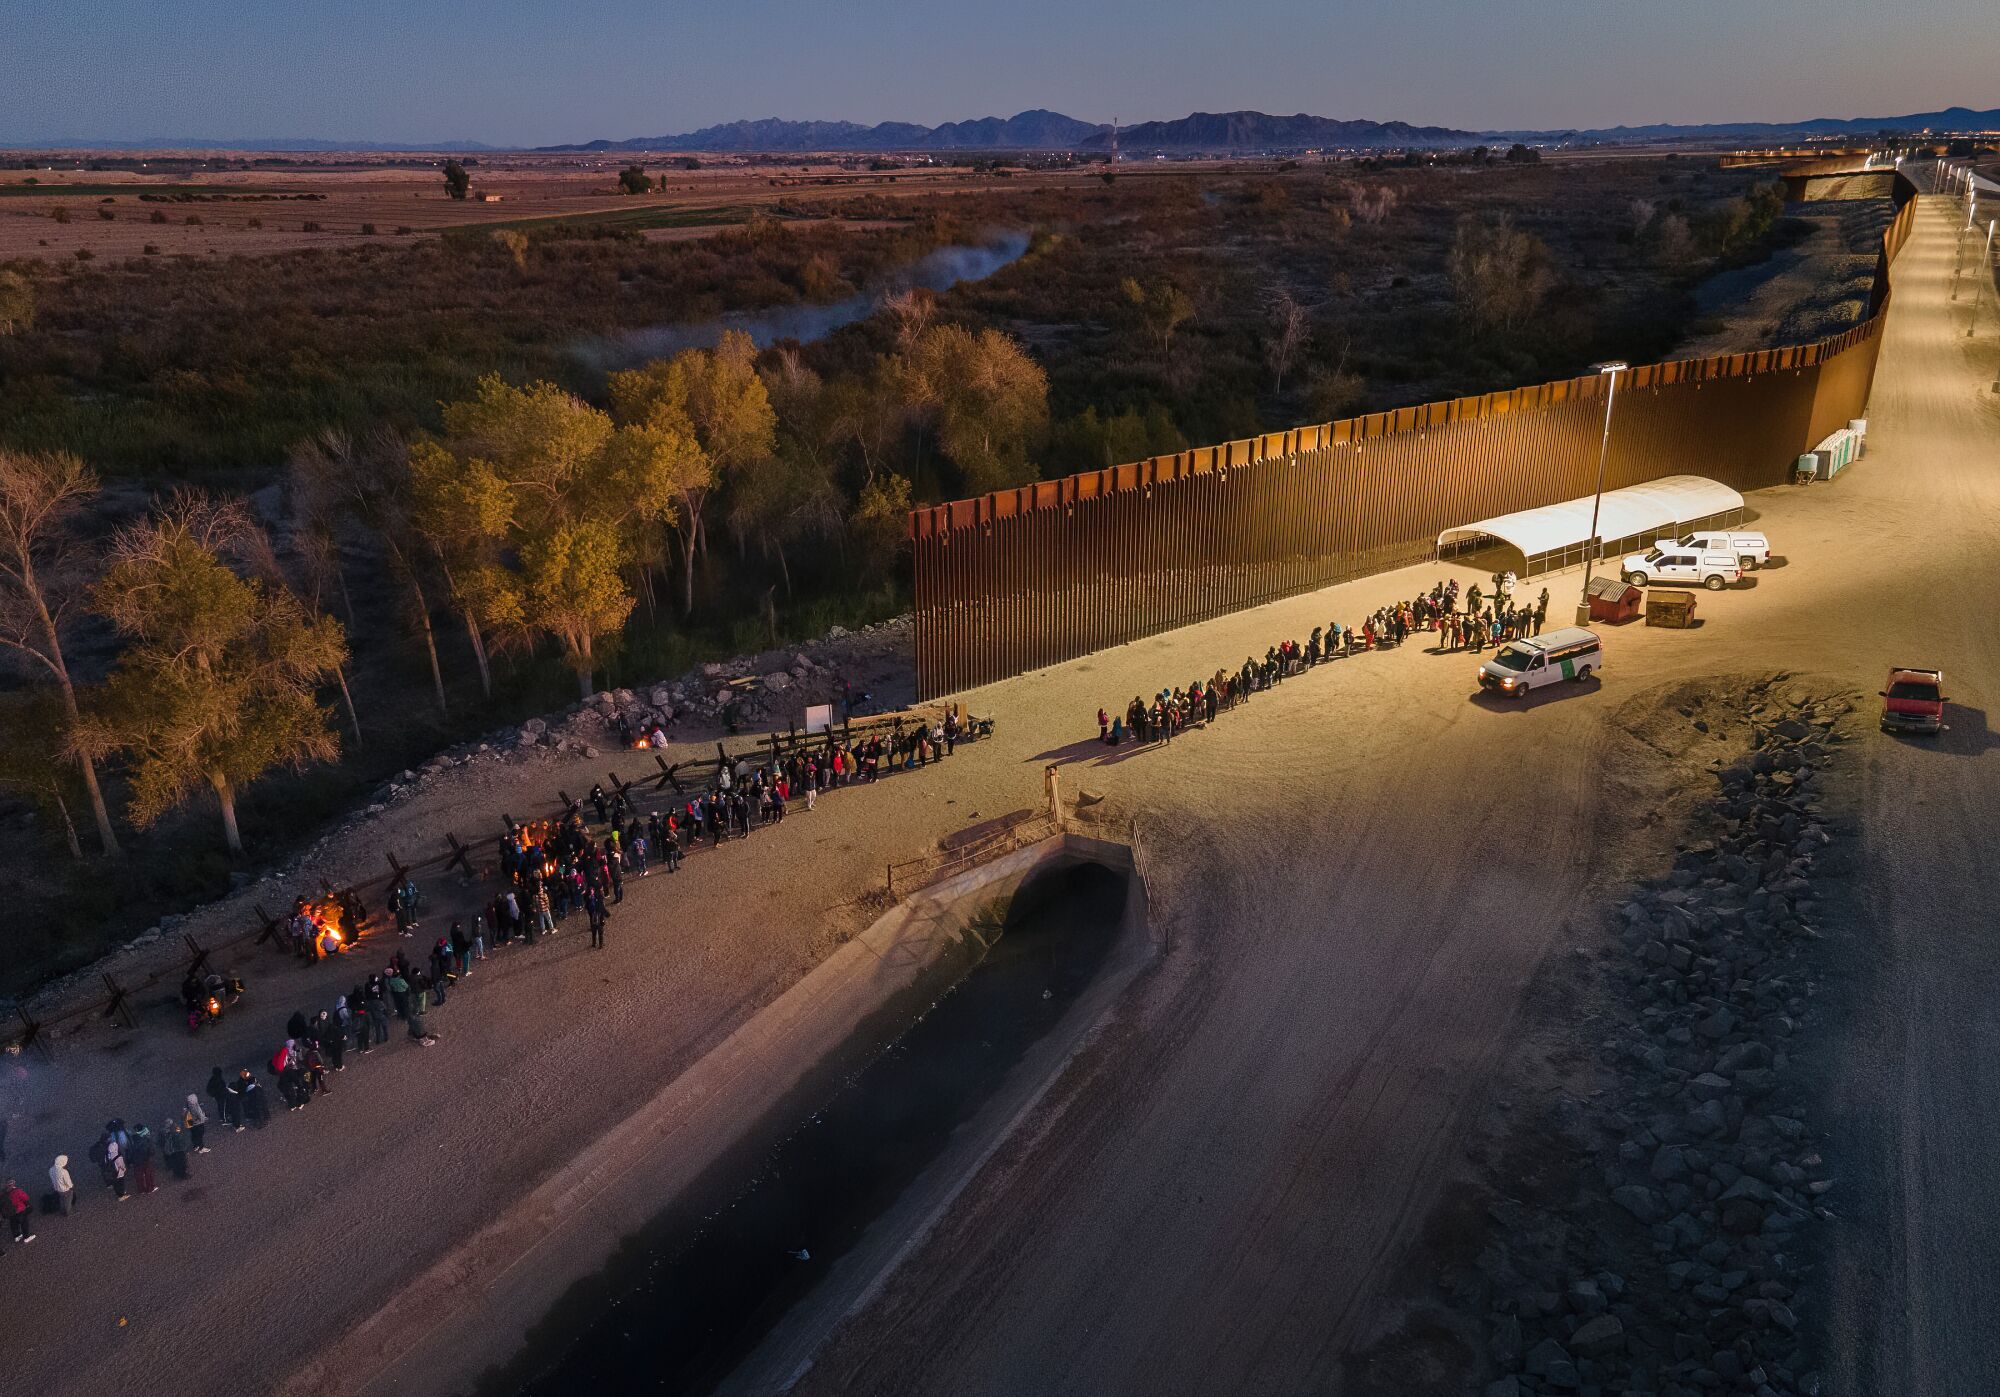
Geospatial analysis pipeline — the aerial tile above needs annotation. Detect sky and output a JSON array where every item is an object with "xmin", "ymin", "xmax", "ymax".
[{"xmin": 2, "ymin": 0, "xmax": 1995, "ymax": 147}]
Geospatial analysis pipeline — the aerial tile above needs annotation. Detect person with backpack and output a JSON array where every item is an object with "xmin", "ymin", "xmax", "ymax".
[
  {"xmin": 127, "ymin": 1123, "xmax": 157, "ymax": 1194},
  {"xmin": 302, "ymin": 1042, "xmax": 331, "ymax": 1098},
  {"xmin": 238, "ymin": 1071, "xmax": 269, "ymax": 1129},
  {"xmin": 160, "ymin": 1117, "xmax": 190, "ymax": 1181},
  {"xmin": 406, "ymin": 985, "xmax": 437, "ymax": 1047},
  {"xmin": 205, "ymin": 1068, "xmax": 232, "ymax": 1133},
  {"xmin": 97, "ymin": 1138, "xmax": 127, "ymax": 1199},
  {"xmin": 272, "ymin": 1041, "xmax": 307, "ymax": 1112},
  {"xmin": 184, "ymin": 1094, "xmax": 211, "ymax": 1153}
]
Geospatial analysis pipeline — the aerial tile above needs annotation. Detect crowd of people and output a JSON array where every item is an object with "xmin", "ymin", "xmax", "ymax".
[
  {"xmin": 2, "ymin": 712, "xmax": 984, "ymax": 1254},
  {"xmin": 1094, "ymin": 575, "xmax": 1555, "ymax": 746}
]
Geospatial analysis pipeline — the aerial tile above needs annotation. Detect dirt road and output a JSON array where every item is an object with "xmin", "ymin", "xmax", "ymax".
[{"xmin": 788, "ymin": 193, "xmax": 2000, "ymax": 1396}]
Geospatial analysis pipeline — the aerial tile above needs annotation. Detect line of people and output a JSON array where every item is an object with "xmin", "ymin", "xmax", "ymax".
[
  {"xmin": 1094, "ymin": 578, "xmax": 1555, "ymax": 746},
  {"xmin": 6, "ymin": 713, "xmax": 987, "ymax": 1253}
]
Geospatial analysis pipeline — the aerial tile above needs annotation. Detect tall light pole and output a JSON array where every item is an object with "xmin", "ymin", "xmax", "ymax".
[{"xmin": 1576, "ymin": 360, "xmax": 1627, "ymax": 625}]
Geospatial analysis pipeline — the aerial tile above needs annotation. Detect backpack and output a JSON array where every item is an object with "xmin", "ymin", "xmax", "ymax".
[{"xmin": 269, "ymin": 1046, "xmax": 289, "ymax": 1075}]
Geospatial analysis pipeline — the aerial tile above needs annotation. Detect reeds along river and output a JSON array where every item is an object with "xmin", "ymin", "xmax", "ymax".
[{"xmin": 576, "ymin": 231, "xmax": 1032, "ymax": 371}]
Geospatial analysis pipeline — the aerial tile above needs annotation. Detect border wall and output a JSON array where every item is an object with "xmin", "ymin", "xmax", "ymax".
[{"xmin": 908, "ymin": 169, "xmax": 1917, "ymax": 698}]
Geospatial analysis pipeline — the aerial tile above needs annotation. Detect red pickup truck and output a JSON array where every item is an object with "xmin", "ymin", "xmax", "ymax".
[{"xmin": 1880, "ymin": 667, "xmax": 1947, "ymax": 734}]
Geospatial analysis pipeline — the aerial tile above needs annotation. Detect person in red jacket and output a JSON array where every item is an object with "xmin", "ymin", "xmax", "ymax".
[{"xmin": 4, "ymin": 1178, "xmax": 34, "ymax": 1243}]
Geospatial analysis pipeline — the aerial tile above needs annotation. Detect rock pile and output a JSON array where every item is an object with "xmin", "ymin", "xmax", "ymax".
[
  {"xmin": 1478, "ymin": 682, "xmax": 1848, "ymax": 1397},
  {"xmin": 353, "ymin": 617, "xmax": 917, "ymax": 807},
  {"xmin": 512, "ymin": 617, "xmax": 913, "ymax": 757}
]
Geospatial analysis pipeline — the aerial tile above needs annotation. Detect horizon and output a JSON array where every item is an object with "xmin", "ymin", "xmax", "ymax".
[
  {"xmin": 4, "ymin": 0, "xmax": 1997, "ymax": 148},
  {"xmin": 6, "ymin": 99, "xmax": 1998, "ymax": 153}
]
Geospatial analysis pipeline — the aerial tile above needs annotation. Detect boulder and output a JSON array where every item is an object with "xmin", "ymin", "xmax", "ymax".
[
  {"xmin": 1569, "ymin": 1314, "xmax": 1625, "ymax": 1356},
  {"xmin": 1696, "ymin": 1007, "xmax": 1737, "ymax": 1040},
  {"xmin": 763, "ymin": 671, "xmax": 793, "ymax": 692},
  {"xmin": 1688, "ymin": 1099, "xmax": 1729, "ymax": 1136},
  {"xmin": 1611, "ymin": 1185, "xmax": 1665, "ymax": 1222},
  {"xmin": 1525, "ymin": 1337, "xmax": 1573, "ymax": 1377},
  {"xmin": 1691, "ymin": 1072, "xmax": 1734, "ymax": 1101}
]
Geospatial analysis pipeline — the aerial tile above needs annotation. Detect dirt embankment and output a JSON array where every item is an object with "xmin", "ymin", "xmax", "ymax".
[{"xmin": 1348, "ymin": 675, "xmax": 1851, "ymax": 1397}]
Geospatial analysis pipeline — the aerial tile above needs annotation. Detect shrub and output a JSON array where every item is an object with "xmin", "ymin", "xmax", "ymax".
[
  {"xmin": 150, "ymin": 210, "xmax": 169, "ymax": 225},
  {"xmin": 50, "ymin": 206, "xmax": 71, "ymax": 225},
  {"xmin": 361, "ymin": 223, "xmax": 377, "ymax": 235},
  {"xmin": 73, "ymin": 249, "xmax": 93, "ymax": 262},
  {"xmin": 143, "ymin": 244, "xmax": 159, "ymax": 255},
  {"xmin": 247, "ymin": 216, "xmax": 262, "ymax": 229},
  {"xmin": 184, "ymin": 214, "xmax": 202, "ymax": 226},
  {"xmin": 98, "ymin": 208, "xmax": 115, "ymax": 221},
  {"xmin": 302, "ymin": 221, "xmax": 322, "ymax": 232}
]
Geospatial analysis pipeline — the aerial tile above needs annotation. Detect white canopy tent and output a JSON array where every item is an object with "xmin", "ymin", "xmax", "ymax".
[{"xmin": 1437, "ymin": 475, "xmax": 1745, "ymax": 576}]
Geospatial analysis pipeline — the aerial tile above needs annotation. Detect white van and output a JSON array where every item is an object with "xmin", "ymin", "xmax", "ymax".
[
  {"xmin": 1654, "ymin": 530, "xmax": 1769, "ymax": 570},
  {"xmin": 1621, "ymin": 546, "xmax": 1742, "ymax": 591},
  {"xmin": 1477, "ymin": 627, "xmax": 1603, "ymax": 697}
]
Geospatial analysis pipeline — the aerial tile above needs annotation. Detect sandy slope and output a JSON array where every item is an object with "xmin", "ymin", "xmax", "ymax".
[
  {"xmin": 1, "ymin": 194, "xmax": 1991, "ymax": 1397},
  {"xmin": 788, "ymin": 193, "xmax": 2000, "ymax": 1396}
]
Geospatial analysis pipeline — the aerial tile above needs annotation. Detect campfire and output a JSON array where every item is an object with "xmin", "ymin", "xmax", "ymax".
[{"xmin": 300, "ymin": 897, "xmax": 349, "ymax": 955}]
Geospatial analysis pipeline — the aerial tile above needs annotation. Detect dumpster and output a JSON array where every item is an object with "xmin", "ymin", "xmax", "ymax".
[
  {"xmin": 1646, "ymin": 589, "xmax": 1699, "ymax": 629},
  {"xmin": 1586, "ymin": 574, "xmax": 1642, "ymax": 624}
]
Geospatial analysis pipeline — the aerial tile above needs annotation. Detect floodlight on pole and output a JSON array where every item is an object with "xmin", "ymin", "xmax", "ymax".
[{"xmin": 1576, "ymin": 361, "xmax": 1628, "ymax": 625}]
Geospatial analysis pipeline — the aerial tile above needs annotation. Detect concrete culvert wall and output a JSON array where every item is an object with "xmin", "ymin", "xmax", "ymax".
[{"xmin": 308, "ymin": 835, "xmax": 1152, "ymax": 1397}]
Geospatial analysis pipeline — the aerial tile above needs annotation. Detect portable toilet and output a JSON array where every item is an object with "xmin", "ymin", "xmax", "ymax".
[
  {"xmin": 1849, "ymin": 418, "xmax": 1868, "ymax": 456},
  {"xmin": 1586, "ymin": 574, "xmax": 1642, "ymax": 624},
  {"xmin": 1815, "ymin": 428, "xmax": 1857, "ymax": 480}
]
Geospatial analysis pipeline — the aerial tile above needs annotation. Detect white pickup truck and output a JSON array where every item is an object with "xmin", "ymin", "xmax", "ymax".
[
  {"xmin": 1654, "ymin": 530, "xmax": 1770, "ymax": 571},
  {"xmin": 1621, "ymin": 546, "xmax": 1742, "ymax": 591}
]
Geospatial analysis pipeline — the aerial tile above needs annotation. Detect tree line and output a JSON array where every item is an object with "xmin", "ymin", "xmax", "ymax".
[{"xmin": 0, "ymin": 316, "xmax": 1049, "ymax": 857}]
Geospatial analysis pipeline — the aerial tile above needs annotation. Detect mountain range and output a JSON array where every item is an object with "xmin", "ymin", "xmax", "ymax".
[
  {"xmin": 540, "ymin": 110, "xmax": 1478, "ymax": 153},
  {"xmin": 1075, "ymin": 111, "xmax": 1473, "ymax": 151},
  {"xmin": 545, "ymin": 103, "xmax": 1998, "ymax": 155},
  {"xmin": 1495, "ymin": 104, "xmax": 2000, "ymax": 142},
  {"xmin": 547, "ymin": 109, "xmax": 1109, "ymax": 153}
]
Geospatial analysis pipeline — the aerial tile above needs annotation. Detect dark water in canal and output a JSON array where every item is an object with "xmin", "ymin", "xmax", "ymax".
[{"xmin": 508, "ymin": 858, "xmax": 1130, "ymax": 1396}]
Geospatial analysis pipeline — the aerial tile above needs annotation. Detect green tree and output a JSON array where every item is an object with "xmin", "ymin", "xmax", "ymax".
[
  {"xmin": 517, "ymin": 520, "xmax": 633, "ymax": 695},
  {"xmin": 608, "ymin": 330, "xmax": 771, "ymax": 615},
  {"xmin": 406, "ymin": 439, "xmax": 517, "ymax": 699},
  {"xmin": 848, "ymin": 472, "xmax": 912, "ymax": 588},
  {"xmin": 1121, "ymin": 276, "xmax": 1195, "ymax": 355},
  {"xmin": 289, "ymin": 429, "xmax": 453, "ymax": 719},
  {"xmin": 0, "ymin": 268, "xmax": 32, "ymax": 336},
  {"xmin": 907, "ymin": 325, "xmax": 1049, "ymax": 494},
  {"xmin": 431, "ymin": 374, "xmax": 691, "ymax": 694},
  {"xmin": 617, "ymin": 164, "xmax": 654, "ymax": 195},
  {"xmin": 1448, "ymin": 212, "xmax": 1554, "ymax": 336},
  {"xmin": 492, "ymin": 228, "xmax": 529, "ymax": 269},
  {"xmin": 0, "ymin": 448, "xmax": 121, "ymax": 854},
  {"xmin": 442, "ymin": 160, "xmax": 471, "ymax": 200},
  {"xmin": 87, "ymin": 499, "xmax": 347, "ymax": 855},
  {"xmin": 0, "ymin": 691, "xmax": 87, "ymax": 861}
]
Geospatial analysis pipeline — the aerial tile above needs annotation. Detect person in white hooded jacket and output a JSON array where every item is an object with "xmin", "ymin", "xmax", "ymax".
[{"xmin": 49, "ymin": 1155, "xmax": 74, "ymax": 1215}]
